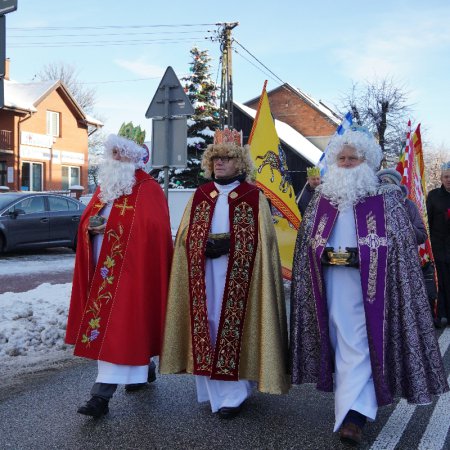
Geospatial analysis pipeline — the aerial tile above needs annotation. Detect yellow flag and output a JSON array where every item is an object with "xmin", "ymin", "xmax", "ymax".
[{"xmin": 248, "ymin": 82, "xmax": 301, "ymax": 279}]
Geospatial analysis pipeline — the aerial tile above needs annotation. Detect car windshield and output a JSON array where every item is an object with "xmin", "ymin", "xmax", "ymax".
[{"xmin": 0, "ymin": 194, "xmax": 22, "ymax": 210}]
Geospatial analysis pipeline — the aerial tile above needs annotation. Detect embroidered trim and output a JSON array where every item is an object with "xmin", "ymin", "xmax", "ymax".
[
  {"xmin": 214, "ymin": 202, "xmax": 256, "ymax": 376},
  {"xmin": 80, "ymin": 226, "xmax": 124, "ymax": 346},
  {"xmin": 310, "ymin": 214, "xmax": 328, "ymax": 296},
  {"xmin": 188, "ymin": 200, "xmax": 214, "ymax": 372},
  {"xmin": 358, "ymin": 212, "xmax": 387, "ymax": 303}
]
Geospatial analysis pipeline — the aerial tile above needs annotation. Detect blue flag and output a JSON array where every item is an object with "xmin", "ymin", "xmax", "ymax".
[{"xmin": 318, "ymin": 111, "xmax": 353, "ymax": 176}]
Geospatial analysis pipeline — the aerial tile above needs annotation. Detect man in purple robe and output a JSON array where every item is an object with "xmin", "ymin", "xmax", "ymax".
[{"xmin": 290, "ymin": 125, "xmax": 448, "ymax": 446}]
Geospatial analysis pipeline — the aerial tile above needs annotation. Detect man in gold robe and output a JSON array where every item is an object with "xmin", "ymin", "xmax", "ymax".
[{"xmin": 160, "ymin": 129, "xmax": 290, "ymax": 419}]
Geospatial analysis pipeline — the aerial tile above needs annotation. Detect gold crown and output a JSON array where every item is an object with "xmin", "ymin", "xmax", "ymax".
[
  {"xmin": 307, "ymin": 166, "xmax": 320, "ymax": 177},
  {"xmin": 214, "ymin": 128, "xmax": 242, "ymax": 146}
]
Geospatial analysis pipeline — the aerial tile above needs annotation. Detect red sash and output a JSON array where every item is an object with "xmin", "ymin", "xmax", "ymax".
[
  {"xmin": 73, "ymin": 185, "xmax": 140, "ymax": 360},
  {"xmin": 187, "ymin": 181, "xmax": 260, "ymax": 381}
]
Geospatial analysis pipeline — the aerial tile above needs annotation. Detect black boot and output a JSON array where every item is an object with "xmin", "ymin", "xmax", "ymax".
[
  {"xmin": 77, "ymin": 396, "xmax": 109, "ymax": 418},
  {"xmin": 125, "ymin": 360, "xmax": 157, "ymax": 392}
]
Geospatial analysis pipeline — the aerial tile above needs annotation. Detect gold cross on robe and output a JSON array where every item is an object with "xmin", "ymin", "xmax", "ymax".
[{"xmin": 114, "ymin": 198, "xmax": 134, "ymax": 216}]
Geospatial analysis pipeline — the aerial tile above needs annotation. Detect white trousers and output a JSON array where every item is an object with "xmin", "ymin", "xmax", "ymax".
[
  {"xmin": 96, "ymin": 360, "xmax": 148, "ymax": 385},
  {"xmin": 324, "ymin": 265, "xmax": 378, "ymax": 431},
  {"xmin": 195, "ymin": 376, "xmax": 253, "ymax": 413}
]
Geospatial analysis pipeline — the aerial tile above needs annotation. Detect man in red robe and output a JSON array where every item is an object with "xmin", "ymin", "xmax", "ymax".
[{"xmin": 66, "ymin": 134, "xmax": 173, "ymax": 418}]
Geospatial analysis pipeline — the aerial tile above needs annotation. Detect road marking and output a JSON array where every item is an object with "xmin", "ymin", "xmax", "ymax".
[
  {"xmin": 417, "ymin": 328, "xmax": 450, "ymax": 450},
  {"xmin": 370, "ymin": 327, "xmax": 450, "ymax": 450}
]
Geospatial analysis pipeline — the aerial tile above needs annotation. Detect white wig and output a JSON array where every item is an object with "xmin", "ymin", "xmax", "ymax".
[
  {"xmin": 325, "ymin": 125, "xmax": 383, "ymax": 170},
  {"xmin": 104, "ymin": 134, "xmax": 146, "ymax": 169}
]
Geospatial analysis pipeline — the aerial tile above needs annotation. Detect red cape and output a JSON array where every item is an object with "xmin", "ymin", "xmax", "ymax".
[{"xmin": 66, "ymin": 170, "xmax": 173, "ymax": 365}]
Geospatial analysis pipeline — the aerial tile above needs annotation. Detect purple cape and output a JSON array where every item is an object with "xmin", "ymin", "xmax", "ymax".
[{"xmin": 290, "ymin": 186, "xmax": 448, "ymax": 406}]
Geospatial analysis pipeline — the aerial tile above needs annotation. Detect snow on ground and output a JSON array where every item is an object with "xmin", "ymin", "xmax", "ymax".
[
  {"xmin": 0, "ymin": 282, "xmax": 77, "ymax": 384},
  {"xmin": 0, "ymin": 283, "xmax": 71, "ymax": 358}
]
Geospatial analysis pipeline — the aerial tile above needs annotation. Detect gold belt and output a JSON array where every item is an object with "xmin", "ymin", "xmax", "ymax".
[
  {"xmin": 208, "ymin": 233, "xmax": 230, "ymax": 240},
  {"xmin": 326, "ymin": 249, "xmax": 353, "ymax": 265}
]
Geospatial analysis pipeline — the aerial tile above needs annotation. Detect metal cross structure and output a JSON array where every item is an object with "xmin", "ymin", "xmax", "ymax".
[{"xmin": 217, "ymin": 22, "xmax": 238, "ymax": 130}]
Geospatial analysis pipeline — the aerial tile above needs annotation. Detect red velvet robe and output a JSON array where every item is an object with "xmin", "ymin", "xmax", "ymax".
[{"xmin": 66, "ymin": 170, "xmax": 173, "ymax": 365}]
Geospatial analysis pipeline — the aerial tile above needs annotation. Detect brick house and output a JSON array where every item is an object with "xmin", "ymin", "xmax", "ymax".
[
  {"xmin": 245, "ymin": 82, "xmax": 341, "ymax": 151},
  {"xmin": 0, "ymin": 59, "xmax": 102, "ymax": 193},
  {"xmin": 233, "ymin": 83, "xmax": 341, "ymax": 196}
]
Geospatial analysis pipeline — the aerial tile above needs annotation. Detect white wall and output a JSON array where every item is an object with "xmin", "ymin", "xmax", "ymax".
[
  {"xmin": 79, "ymin": 187, "xmax": 194, "ymax": 238},
  {"xmin": 167, "ymin": 188, "xmax": 195, "ymax": 237}
]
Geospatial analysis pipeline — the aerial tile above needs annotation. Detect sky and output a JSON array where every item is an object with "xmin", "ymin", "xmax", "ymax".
[{"xmin": 3, "ymin": 0, "xmax": 450, "ymax": 150}]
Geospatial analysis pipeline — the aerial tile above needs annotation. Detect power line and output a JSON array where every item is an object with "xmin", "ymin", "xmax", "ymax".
[
  {"xmin": 79, "ymin": 76, "xmax": 163, "ymax": 85},
  {"xmin": 10, "ymin": 30, "xmax": 212, "ymax": 38},
  {"xmin": 9, "ymin": 36, "xmax": 210, "ymax": 48},
  {"xmin": 9, "ymin": 23, "xmax": 217, "ymax": 31},
  {"xmin": 233, "ymin": 39, "xmax": 285, "ymax": 86},
  {"xmin": 233, "ymin": 48, "xmax": 281, "ymax": 86}
]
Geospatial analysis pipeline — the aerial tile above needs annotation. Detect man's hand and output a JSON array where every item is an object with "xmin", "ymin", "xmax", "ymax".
[{"xmin": 88, "ymin": 223, "xmax": 107, "ymax": 235}]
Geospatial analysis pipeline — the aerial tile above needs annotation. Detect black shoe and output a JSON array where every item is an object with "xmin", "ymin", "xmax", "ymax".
[
  {"xmin": 218, "ymin": 403, "xmax": 244, "ymax": 420},
  {"xmin": 339, "ymin": 422, "xmax": 363, "ymax": 446},
  {"xmin": 125, "ymin": 361, "xmax": 157, "ymax": 392},
  {"xmin": 77, "ymin": 396, "xmax": 109, "ymax": 418}
]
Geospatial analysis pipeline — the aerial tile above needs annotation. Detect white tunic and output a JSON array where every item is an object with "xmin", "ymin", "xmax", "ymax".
[
  {"xmin": 323, "ymin": 206, "xmax": 378, "ymax": 431},
  {"xmin": 195, "ymin": 181, "xmax": 253, "ymax": 412},
  {"xmin": 92, "ymin": 202, "xmax": 148, "ymax": 385}
]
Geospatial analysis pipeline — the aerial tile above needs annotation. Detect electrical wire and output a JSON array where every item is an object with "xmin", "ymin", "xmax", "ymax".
[
  {"xmin": 9, "ymin": 23, "xmax": 217, "ymax": 31},
  {"xmin": 232, "ymin": 48, "xmax": 281, "ymax": 86},
  {"xmin": 9, "ymin": 37, "xmax": 209, "ymax": 48},
  {"xmin": 233, "ymin": 39, "xmax": 285, "ymax": 85}
]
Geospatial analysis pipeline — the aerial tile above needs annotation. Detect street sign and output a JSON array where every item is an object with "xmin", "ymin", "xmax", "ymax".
[
  {"xmin": 145, "ymin": 66, "xmax": 194, "ymax": 118},
  {"xmin": 0, "ymin": 0, "xmax": 17, "ymax": 15},
  {"xmin": 151, "ymin": 117, "xmax": 187, "ymax": 168}
]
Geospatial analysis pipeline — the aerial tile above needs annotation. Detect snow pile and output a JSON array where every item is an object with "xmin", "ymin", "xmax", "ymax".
[{"xmin": 0, "ymin": 283, "xmax": 72, "ymax": 358}]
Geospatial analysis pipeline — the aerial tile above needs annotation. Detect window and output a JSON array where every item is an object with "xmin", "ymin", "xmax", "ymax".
[
  {"xmin": 48, "ymin": 196, "xmax": 80, "ymax": 211},
  {"xmin": 46, "ymin": 111, "xmax": 60, "ymax": 137},
  {"xmin": 0, "ymin": 162, "xmax": 6, "ymax": 185},
  {"xmin": 21, "ymin": 162, "xmax": 43, "ymax": 191},
  {"xmin": 48, "ymin": 196, "xmax": 69, "ymax": 211},
  {"xmin": 13, "ymin": 196, "xmax": 46, "ymax": 214},
  {"xmin": 62, "ymin": 166, "xmax": 80, "ymax": 190}
]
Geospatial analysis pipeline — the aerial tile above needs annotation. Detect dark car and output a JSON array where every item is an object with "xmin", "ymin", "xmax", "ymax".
[{"xmin": 0, "ymin": 192, "xmax": 86, "ymax": 253}]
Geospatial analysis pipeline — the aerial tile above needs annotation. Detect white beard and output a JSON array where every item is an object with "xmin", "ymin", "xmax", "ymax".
[
  {"xmin": 318, "ymin": 163, "xmax": 379, "ymax": 211},
  {"xmin": 98, "ymin": 159, "xmax": 136, "ymax": 204}
]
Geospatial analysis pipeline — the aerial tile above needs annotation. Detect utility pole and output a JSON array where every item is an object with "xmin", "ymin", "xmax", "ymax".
[{"xmin": 217, "ymin": 22, "xmax": 238, "ymax": 130}]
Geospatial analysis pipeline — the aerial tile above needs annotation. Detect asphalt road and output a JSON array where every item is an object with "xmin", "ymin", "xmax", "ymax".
[
  {"xmin": 0, "ymin": 250, "xmax": 449, "ymax": 449},
  {"xmin": 0, "ymin": 248, "xmax": 74, "ymax": 294},
  {"xmin": 0, "ymin": 351, "xmax": 448, "ymax": 450}
]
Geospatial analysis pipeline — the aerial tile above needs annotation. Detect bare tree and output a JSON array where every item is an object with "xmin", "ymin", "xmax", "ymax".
[
  {"xmin": 423, "ymin": 144, "xmax": 450, "ymax": 192},
  {"xmin": 37, "ymin": 62, "xmax": 105, "ymax": 191},
  {"xmin": 340, "ymin": 77, "xmax": 413, "ymax": 164},
  {"xmin": 36, "ymin": 62, "xmax": 96, "ymax": 113}
]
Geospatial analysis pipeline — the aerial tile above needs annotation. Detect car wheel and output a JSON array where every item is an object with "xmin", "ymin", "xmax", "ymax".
[{"xmin": 0, "ymin": 234, "xmax": 4, "ymax": 253}]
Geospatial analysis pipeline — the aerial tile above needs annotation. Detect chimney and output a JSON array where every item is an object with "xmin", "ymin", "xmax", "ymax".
[{"xmin": 4, "ymin": 58, "xmax": 10, "ymax": 80}]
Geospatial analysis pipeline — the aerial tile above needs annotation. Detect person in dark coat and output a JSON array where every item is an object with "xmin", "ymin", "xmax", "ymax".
[
  {"xmin": 377, "ymin": 168, "xmax": 438, "ymax": 323},
  {"xmin": 296, "ymin": 166, "xmax": 321, "ymax": 216},
  {"xmin": 377, "ymin": 168, "xmax": 427, "ymax": 245},
  {"xmin": 426, "ymin": 161, "xmax": 450, "ymax": 327}
]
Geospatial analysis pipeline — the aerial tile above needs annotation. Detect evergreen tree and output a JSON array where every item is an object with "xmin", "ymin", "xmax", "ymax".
[{"xmin": 154, "ymin": 47, "xmax": 219, "ymax": 188}]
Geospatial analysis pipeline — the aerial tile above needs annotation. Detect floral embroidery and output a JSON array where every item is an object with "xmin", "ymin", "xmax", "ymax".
[
  {"xmin": 80, "ymin": 226, "xmax": 124, "ymax": 347},
  {"xmin": 188, "ymin": 200, "xmax": 213, "ymax": 373}
]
